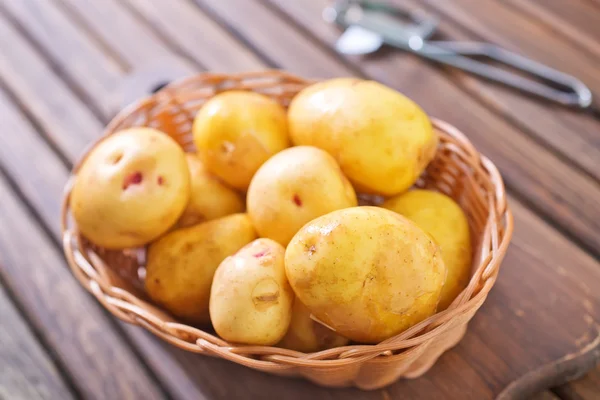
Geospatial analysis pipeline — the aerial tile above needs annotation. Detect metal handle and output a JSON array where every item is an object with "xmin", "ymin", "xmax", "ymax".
[
  {"xmin": 328, "ymin": 0, "xmax": 593, "ymax": 109},
  {"xmin": 422, "ymin": 41, "xmax": 592, "ymax": 108}
]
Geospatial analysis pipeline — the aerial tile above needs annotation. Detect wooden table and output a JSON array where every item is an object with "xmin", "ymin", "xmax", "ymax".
[{"xmin": 0, "ymin": 1, "xmax": 599, "ymax": 399}]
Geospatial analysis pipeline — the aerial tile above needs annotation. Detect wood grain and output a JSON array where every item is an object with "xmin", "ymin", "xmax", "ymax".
[
  {"xmin": 0, "ymin": 282, "xmax": 75, "ymax": 400},
  {"xmin": 0, "ymin": 89, "xmax": 165, "ymax": 400},
  {"xmin": 55, "ymin": 0, "xmax": 176, "ymax": 67},
  {"xmin": 0, "ymin": 0, "xmax": 123, "ymax": 119},
  {"xmin": 396, "ymin": 195, "xmax": 600, "ymax": 399},
  {"xmin": 122, "ymin": 0, "xmax": 264, "ymax": 72},
  {"xmin": 0, "ymin": 10, "xmax": 102, "ymax": 162},
  {"xmin": 555, "ymin": 366, "xmax": 600, "ymax": 400},
  {"xmin": 226, "ymin": 0, "xmax": 600, "ymax": 254},
  {"xmin": 0, "ymin": 1, "xmax": 598, "ymax": 398},
  {"xmin": 1, "ymin": 0, "xmax": 190, "ymax": 121},
  {"xmin": 193, "ymin": 0, "xmax": 356, "ymax": 78},
  {"xmin": 504, "ymin": 0, "xmax": 600, "ymax": 61},
  {"xmin": 531, "ymin": 392, "xmax": 561, "ymax": 400},
  {"xmin": 417, "ymin": 0, "xmax": 600, "ymax": 93},
  {"xmin": 391, "ymin": 0, "xmax": 600, "ymax": 185},
  {"xmin": 497, "ymin": 331, "xmax": 600, "ymax": 399},
  {"xmin": 411, "ymin": 0, "xmax": 600, "ymax": 182}
]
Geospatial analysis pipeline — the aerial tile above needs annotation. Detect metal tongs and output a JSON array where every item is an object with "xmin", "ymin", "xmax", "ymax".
[{"xmin": 324, "ymin": 0, "xmax": 593, "ymax": 109}]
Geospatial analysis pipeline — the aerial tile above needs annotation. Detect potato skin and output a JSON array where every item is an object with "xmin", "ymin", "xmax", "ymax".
[
  {"xmin": 278, "ymin": 299, "xmax": 349, "ymax": 353},
  {"xmin": 247, "ymin": 146, "xmax": 357, "ymax": 246},
  {"xmin": 193, "ymin": 90, "xmax": 290, "ymax": 190},
  {"xmin": 383, "ymin": 190, "xmax": 472, "ymax": 310},
  {"xmin": 210, "ymin": 238, "xmax": 293, "ymax": 345},
  {"xmin": 285, "ymin": 207, "xmax": 446, "ymax": 344},
  {"xmin": 145, "ymin": 214, "xmax": 257, "ymax": 324},
  {"xmin": 71, "ymin": 127, "xmax": 190, "ymax": 249},
  {"xmin": 176, "ymin": 154, "xmax": 244, "ymax": 228},
  {"xmin": 288, "ymin": 78, "xmax": 437, "ymax": 196}
]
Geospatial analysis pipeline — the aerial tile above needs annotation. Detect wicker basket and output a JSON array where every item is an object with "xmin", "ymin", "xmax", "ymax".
[{"xmin": 61, "ymin": 70, "xmax": 513, "ymax": 390}]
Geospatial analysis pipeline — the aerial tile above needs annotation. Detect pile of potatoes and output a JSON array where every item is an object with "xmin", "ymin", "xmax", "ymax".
[{"xmin": 71, "ymin": 78, "xmax": 472, "ymax": 349}]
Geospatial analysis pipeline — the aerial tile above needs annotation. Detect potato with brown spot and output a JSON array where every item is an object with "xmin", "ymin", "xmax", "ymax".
[
  {"xmin": 176, "ymin": 154, "xmax": 244, "ymax": 228},
  {"xmin": 278, "ymin": 299, "xmax": 349, "ymax": 352},
  {"xmin": 193, "ymin": 90, "xmax": 290, "ymax": 190},
  {"xmin": 210, "ymin": 239, "xmax": 293, "ymax": 345},
  {"xmin": 383, "ymin": 189, "xmax": 472, "ymax": 310},
  {"xmin": 288, "ymin": 78, "xmax": 438, "ymax": 196},
  {"xmin": 285, "ymin": 207, "xmax": 446, "ymax": 343},
  {"xmin": 71, "ymin": 127, "xmax": 190, "ymax": 249},
  {"xmin": 247, "ymin": 146, "xmax": 357, "ymax": 246},
  {"xmin": 146, "ymin": 214, "xmax": 256, "ymax": 324}
]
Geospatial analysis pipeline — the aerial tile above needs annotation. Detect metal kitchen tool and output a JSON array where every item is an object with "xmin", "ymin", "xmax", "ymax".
[{"xmin": 324, "ymin": 0, "xmax": 593, "ymax": 109}]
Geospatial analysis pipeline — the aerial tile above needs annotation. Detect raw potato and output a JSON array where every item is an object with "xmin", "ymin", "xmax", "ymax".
[
  {"xmin": 193, "ymin": 90, "xmax": 290, "ymax": 190},
  {"xmin": 247, "ymin": 146, "xmax": 357, "ymax": 246},
  {"xmin": 278, "ymin": 299, "xmax": 349, "ymax": 353},
  {"xmin": 71, "ymin": 127, "xmax": 190, "ymax": 249},
  {"xmin": 146, "ymin": 214, "xmax": 257, "ymax": 324},
  {"xmin": 176, "ymin": 154, "xmax": 244, "ymax": 228},
  {"xmin": 383, "ymin": 190, "xmax": 472, "ymax": 310},
  {"xmin": 285, "ymin": 207, "xmax": 446, "ymax": 344},
  {"xmin": 210, "ymin": 239, "xmax": 294, "ymax": 345},
  {"xmin": 288, "ymin": 78, "xmax": 438, "ymax": 196}
]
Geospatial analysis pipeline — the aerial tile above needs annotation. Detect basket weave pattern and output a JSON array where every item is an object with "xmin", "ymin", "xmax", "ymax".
[{"xmin": 61, "ymin": 71, "xmax": 513, "ymax": 390}]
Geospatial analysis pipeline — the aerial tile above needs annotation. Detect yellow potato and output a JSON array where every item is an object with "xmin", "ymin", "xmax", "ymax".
[
  {"xmin": 247, "ymin": 146, "xmax": 357, "ymax": 246},
  {"xmin": 145, "ymin": 213, "xmax": 256, "ymax": 324},
  {"xmin": 210, "ymin": 239, "xmax": 294, "ymax": 345},
  {"xmin": 278, "ymin": 299, "xmax": 349, "ymax": 352},
  {"xmin": 288, "ymin": 78, "xmax": 438, "ymax": 196},
  {"xmin": 176, "ymin": 154, "xmax": 244, "ymax": 228},
  {"xmin": 193, "ymin": 90, "xmax": 290, "ymax": 190},
  {"xmin": 71, "ymin": 127, "xmax": 190, "ymax": 249},
  {"xmin": 285, "ymin": 207, "xmax": 446, "ymax": 344},
  {"xmin": 382, "ymin": 190, "xmax": 472, "ymax": 310}
]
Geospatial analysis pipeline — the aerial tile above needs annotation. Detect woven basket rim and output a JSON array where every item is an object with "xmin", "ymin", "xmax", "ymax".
[{"xmin": 60, "ymin": 70, "xmax": 514, "ymax": 368}]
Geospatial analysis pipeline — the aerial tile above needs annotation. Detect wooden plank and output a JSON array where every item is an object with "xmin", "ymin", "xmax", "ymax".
[
  {"xmin": 0, "ymin": 282, "xmax": 75, "ymax": 400},
  {"xmin": 0, "ymin": 90, "xmax": 165, "ymax": 400},
  {"xmin": 122, "ymin": 0, "xmax": 264, "ymax": 72},
  {"xmin": 532, "ymin": 392, "xmax": 561, "ymax": 400},
  {"xmin": 1, "ymin": 0, "xmax": 191, "ymax": 121},
  {"xmin": 392, "ymin": 0, "xmax": 600, "ymax": 185},
  {"xmin": 0, "ymin": 11, "xmax": 102, "ymax": 162},
  {"xmin": 504, "ymin": 0, "xmax": 600, "ymax": 60},
  {"xmin": 409, "ymin": 0, "xmax": 600, "ymax": 184},
  {"xmin": 416, "ymin": 0, "xmax": 600, "ymax": 93},
  {"xmin": 124, "ymin": 328, "xmax": 383, "ymax": 400},
  {"xmin": 555, "ymin": 366, "xmax": 600, "ymax": 400},
  {"xmin": 4, "ymin": 0, "xmax": 262, "ymax": 120},
  {"xmin": 54, "ymin": 0, "xmax": 176, "ymax": 67},
  {"xmin": 203, "ymin": 0, "xmax": 600, "ymax": 255},
  {"xmin": 0, "ymin": 84, "xmax": 210, "ymax": 399},
  {"xmin": 1, "ymin": 1, "xmax": 598, "ymax": 397},
  {"xmin": 192, "ymin": 0, "xmax": 356, "ymax": 78},
  {"xmin": 406, "ymin": 195, "xmax": 600, "ymax": 399},
  {"xmin": 0, "ymin": 0, "xmax": 123, "ymax": 119}
]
